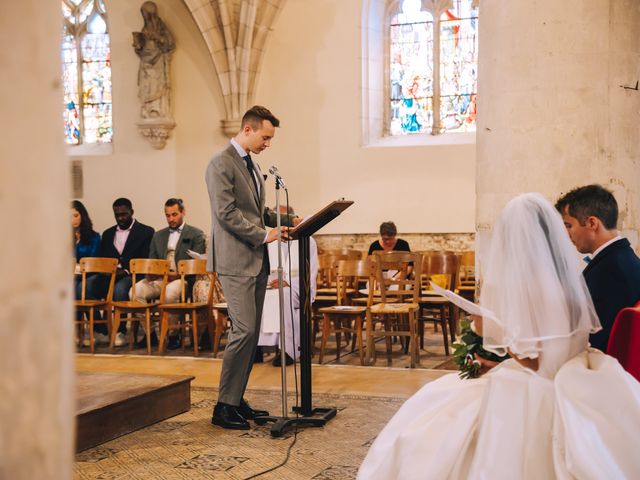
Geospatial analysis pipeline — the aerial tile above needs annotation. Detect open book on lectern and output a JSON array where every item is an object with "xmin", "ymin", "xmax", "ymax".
[{"xmin": 288, "ymin": 199, "xmax": 354, "ymax": 239}]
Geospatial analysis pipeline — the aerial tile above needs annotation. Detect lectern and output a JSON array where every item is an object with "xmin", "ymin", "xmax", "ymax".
[{"xmin": 255, "ymin": 199, "xmax": 353, "ymax": 437}]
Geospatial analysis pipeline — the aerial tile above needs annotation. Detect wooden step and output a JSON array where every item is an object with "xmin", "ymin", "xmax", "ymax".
[{"xmin": 76, "ymin": 371, "xmax": 194, "ymax": 452}]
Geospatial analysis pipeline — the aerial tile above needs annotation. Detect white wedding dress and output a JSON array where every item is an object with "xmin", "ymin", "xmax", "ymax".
[
  {"xmin": 358, "ymin": 194, "xmax": 640, "ymax": 479},
  {"xmin": 357, "ymin": 338, "xmax": 640, "ymax": 479}
]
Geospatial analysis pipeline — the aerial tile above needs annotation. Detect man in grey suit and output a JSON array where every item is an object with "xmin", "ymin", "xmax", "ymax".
[
  {"xmin": 206, "ymin": 105, "xmax": 299, "ymax": 430},
  {"xmin": 130, "ymin": 198, "xmax": 206, "ymax": 347}
]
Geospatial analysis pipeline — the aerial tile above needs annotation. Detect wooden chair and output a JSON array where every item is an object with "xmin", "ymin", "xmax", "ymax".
[
  {"xmin": 110, "ymin": 259, "xmax": 169, "ymax": 354},
  {"xmin": 457, "ymin": 250, "xmax": 476, "ymax": 301},
  {"xmin": 74, "ymin": 257, "xmax": 118, "ymax": 353},
  {"xmin": 212, "ymin": 301, "xmax": 230, "ymax": 358},
  {"xmin": 366, "ymin": 251, "xmax": 422, "ymax": 368},
  {"xmin": 458, "ymin": 250, "xmax": 475, "ymax": 285},
  {"xmin": 317, "ymin": 259, "xmax": 375, "ymax": 365},
  {"xmin": 157, "ymin": 259, "xmax": 214, "ymax": 356},
  {"xmin": 419, "ymin": 252, "xmax": 460, "ymax": 355},
  {"xmin": 191, "ymin": 271, "xmax": 228, "ymax": 357},
  {"xmin": 322, "ymin": 248, "xmax": 363, "ymax": 258}
]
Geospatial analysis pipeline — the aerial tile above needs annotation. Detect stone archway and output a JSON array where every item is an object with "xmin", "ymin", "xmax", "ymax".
[{"xmin": 183, "ymin": 0, "xmax": 288, "ymax": 135}]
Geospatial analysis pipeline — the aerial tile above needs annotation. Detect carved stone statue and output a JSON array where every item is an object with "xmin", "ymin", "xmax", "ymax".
[{"xmin": 132, "ymin": 1, "xmax": 176, "ymax": 148}]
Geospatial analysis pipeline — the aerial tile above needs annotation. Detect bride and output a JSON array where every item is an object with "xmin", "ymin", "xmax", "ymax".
[{"xmin": 357, "ymin": 193, "xmax": 640, "ymax": 479}]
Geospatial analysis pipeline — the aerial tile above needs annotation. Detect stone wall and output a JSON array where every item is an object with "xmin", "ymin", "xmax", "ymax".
[{"xmin": 315, "ymin": 232, "xmax": 475, "ymax": 253}]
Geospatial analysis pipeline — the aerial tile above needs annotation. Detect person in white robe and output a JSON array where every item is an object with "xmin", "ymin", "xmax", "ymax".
[
  {"xmin": 258, "ymin": 236, "xmax": 318, "ymax": 362},
  {"xmin": 358, "ymin": 193, "xmax": 640, "ymax": 480}
]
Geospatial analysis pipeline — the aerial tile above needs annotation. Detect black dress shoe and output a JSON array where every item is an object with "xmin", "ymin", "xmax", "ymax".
[
  {"xmin": 238, "ymin": 398, "xmax": 269, "ymax": 419},
  {"xmin": 211, "ymin": 403, "xmax": 250, "ymax": 430},
  {"xmin": 135, "ymin": 331, "xmax": 158, "ymax": 349},
  {"xmin": 272, "ymin": 353, "xmax": 294, "ymax": 367},
  {"xmin": 253, "ymin": 346, "xmax": 264, "ymax": 364},
  {"xmin": 166, "ymin": 335, "xmax": 181, "ymax": 350}
]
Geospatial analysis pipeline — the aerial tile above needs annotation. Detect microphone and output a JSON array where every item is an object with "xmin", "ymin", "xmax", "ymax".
[{"xmin": 269, "ymin": 165, "xmax": 287, "ymax": 189}]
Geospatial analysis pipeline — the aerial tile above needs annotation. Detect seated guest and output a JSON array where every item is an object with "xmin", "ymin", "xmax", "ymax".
[
  {"xmin": 86, "ymin": 197, "xmax": 154, "ymax": 345},
  {"xmin": 556, "ymin": 184, "xmax": 640, "ymax": 351},
  {"xmin": 258, "ymin": 207, "xmax": 318, "ymax": 366},
  {"xmin": 130, "ymin": 198, "xmax": 206, "ymax": 348},
  {"xmin": 367, "ymin": 221, "xmax": 410, "ymax": 255},
  {"xmin": 72, "ymin": 200, "xmax": 100, "ymax": 300},
  {"xmin": 368, "ymin": 221, "xmax": 412, "ymax": 281}
]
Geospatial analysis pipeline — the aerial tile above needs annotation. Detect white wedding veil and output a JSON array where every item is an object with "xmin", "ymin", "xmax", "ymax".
[{"xmin": 479, "ymin": 193, "xmax": 601, "ymax": 358}]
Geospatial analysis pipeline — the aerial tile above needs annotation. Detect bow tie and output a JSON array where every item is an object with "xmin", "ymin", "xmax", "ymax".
[
  {"xmin": 583, "ymin": 256, "xmax": 591, "ymax": 264},
  {"xmin": 169, "ymin": 227, "xmax": 182, "ymax": 234}
]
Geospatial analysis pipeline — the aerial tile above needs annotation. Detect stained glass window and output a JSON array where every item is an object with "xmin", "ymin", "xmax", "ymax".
[
  {"xmin": 389, "ymin": 0, "xmax": 478, "ymax": 136},
  {"xmin": 61, "ymin": 0, "xmax": 112, "ymax": 145}
]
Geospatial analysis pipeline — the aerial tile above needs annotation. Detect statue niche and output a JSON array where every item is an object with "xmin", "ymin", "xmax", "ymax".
[{"xmin": 132, "ymin": 1, "xmax": 176, "ymax": 149}]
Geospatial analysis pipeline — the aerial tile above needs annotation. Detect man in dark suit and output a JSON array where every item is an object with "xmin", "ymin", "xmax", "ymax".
[
  {"xmin": 87, "ymin": 197, "xmax": 154, "ymax": 346},
  {"xmin": 130, "ymin": 198, "xmax": 205, "ymax": 347},
  {"xmin": 556, "ymin": 185, "xmax": 640, "ymax": 351},
  {"xmin": 205, "ymin": 106, "xmax": 299, "ymax": 430}
]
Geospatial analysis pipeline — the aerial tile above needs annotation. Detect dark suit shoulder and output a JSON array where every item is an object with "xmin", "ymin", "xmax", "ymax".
[
  {"xmin": 585, "ymin": 239, "xmax": 640, "ymax": 280},
  {"xmin": 154, "ymin": 226, "xmax": 170, "ymax": 237},
  {"xmin": 102, "ymin": 225, "xmax": 116, "ymax": 239},
  {"xmin": 132, "ymin": 221, "xmax": 155, "ymax": 235},
  {"xmin": 183, "ymin": 224, "xmax": 205, "ymax": 236}
]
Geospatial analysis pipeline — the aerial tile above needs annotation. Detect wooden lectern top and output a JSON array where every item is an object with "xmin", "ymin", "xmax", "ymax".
[{"xmin": 288, "ymin": 199, "xmax": 354, "ymax": 239}]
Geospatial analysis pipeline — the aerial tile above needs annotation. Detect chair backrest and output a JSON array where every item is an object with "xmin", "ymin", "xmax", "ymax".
[
  {"xmin": 129, "ymin": 258, "xmax": 170, "ymax": 302},
  {"xmin": 323, "ymin": 248, "xmax": 363, "ymax": 259},
  {"xmin": 177, "ymin": 259, "xmax": 209, "ymax": 303},
  {"xmin": 335, "ymin": 259, "xmax": 376, "ymax": 306},
  {"xmin": 317, "ymin": 253, "xmax": 352, "ymax": 287},
  {"xmin": 79, "ymin": 257, "xmax": 118, "ymax": 302},
  {"xmin": 607, "ymin": 306, "xmax": 640, "ymax": 381},
  {"xmin": 373, "ymin": 251, "xmax": 422, "ymax": 303},
  {"xmin": 421, "ymin": 252, "xmax": 459, "ymax": 290},
  {"xmin": 459, "ymin": 250, "xmax": 475, "ymax": 282}
]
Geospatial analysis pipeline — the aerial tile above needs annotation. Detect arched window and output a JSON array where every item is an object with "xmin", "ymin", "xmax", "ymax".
[
  {"xmin": 61, "ymin": 0, "xmax": 112, "ymax": 145},
  {"xmin": 388, "ymin": 0, "xmax": 477, "ymax": 136}
]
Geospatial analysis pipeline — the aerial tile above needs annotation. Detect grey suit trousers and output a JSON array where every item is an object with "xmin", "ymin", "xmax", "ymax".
[{"xmin": 216, "ymin": 252, "xmax": 269, "ymax": 405}]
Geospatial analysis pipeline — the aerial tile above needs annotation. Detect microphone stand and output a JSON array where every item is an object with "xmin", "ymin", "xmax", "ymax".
[
  {"xmin": 256, "ymin": 173, "xmax": 338, "ymax": 437},
  {"xmin": 274, "ymin": 177, "xmax": 289, "ymax": 420}
]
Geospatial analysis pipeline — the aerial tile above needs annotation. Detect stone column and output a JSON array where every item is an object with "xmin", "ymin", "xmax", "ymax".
[
  {"xmin": 476, "ymin": 0, "xmax": 640, "ymax": 263},
  {"xmin": 0, "ymin": 2, "xmax": 74, "ymax": 479}
]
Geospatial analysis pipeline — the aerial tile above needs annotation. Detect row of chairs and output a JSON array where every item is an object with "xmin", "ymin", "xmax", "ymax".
[
  {"xmin": 314, "ymin": 250, "xmax": 469, "ymax": 368},
  {"xmin": 75, "ymin": 257, "xmax": 217, "ymax": 355},
  {"xmin": 75, "ymin": 250, "xmax": 476, "ymax": 368}
]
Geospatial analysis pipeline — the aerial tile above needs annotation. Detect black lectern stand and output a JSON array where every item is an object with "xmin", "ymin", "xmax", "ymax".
[{"xmin": 255, "ymin": 199, "xmax": 353, "ymax": 437}]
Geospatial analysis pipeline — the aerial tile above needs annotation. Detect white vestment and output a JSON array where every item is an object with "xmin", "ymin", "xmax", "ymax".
[{"xmin": 258, "ymin": 238, "xmax": 318, "ymax": 359}]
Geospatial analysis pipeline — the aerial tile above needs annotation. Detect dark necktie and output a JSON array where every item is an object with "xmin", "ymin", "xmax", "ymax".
[
  {"xmin": 243, "ymin": 154, "xmax": 259, "ymax": 194},
  {"xmin": 169, "ymin": 227, "xmax": 182, "ymax": 234}
]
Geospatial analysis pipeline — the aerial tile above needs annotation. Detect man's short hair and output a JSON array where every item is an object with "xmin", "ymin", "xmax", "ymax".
[
  {"xmin": 165, "ymin": 197, "xmax": 184, "ymax": 211},
  {"xmin": 113, "ymin": 197, "xmax": 133, "ymax": 210},
  {"xmin": 241, "ymin": 105, "xmax": 280, "ymax": 130},
  {"xmin": 555, "ymin": 184, "xmax": 618, "ymax": 229},
  {"xmin": 379, "ymin": 221, "xmax": 397, "ymax": 237}
]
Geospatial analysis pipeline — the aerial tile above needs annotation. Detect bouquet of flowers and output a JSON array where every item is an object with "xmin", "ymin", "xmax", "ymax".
[{"xmin": 452, "ymin": 318, "xmax": 509, "ymax": 379}]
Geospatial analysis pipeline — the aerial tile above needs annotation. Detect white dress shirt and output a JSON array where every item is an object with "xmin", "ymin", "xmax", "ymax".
[{"xmin": 114, "ymin": 219, "xmax": 136, "ymax": 267}]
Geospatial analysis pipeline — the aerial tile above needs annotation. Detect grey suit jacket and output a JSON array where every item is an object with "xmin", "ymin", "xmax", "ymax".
[
  {"xmin": 149, "ymin": 223, "xmax": 206, "ymax": 265},
  {"xmin": 205, "ymin": 144, "xmax": 293, "ymax": 276}
]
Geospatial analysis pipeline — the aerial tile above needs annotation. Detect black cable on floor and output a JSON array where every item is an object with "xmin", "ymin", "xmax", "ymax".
[{"xmin": 242, "ymin": 429, "xmax": 299, "ymax": 480}]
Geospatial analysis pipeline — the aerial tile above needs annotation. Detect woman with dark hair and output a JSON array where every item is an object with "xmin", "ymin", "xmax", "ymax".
[
  {"xmin": 72, "ymin": 200, "xmax": 100, "ymax": 263},
  {"xmin": 367, "ymin": 221, "xmax": 411, "ymax": 255}
]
